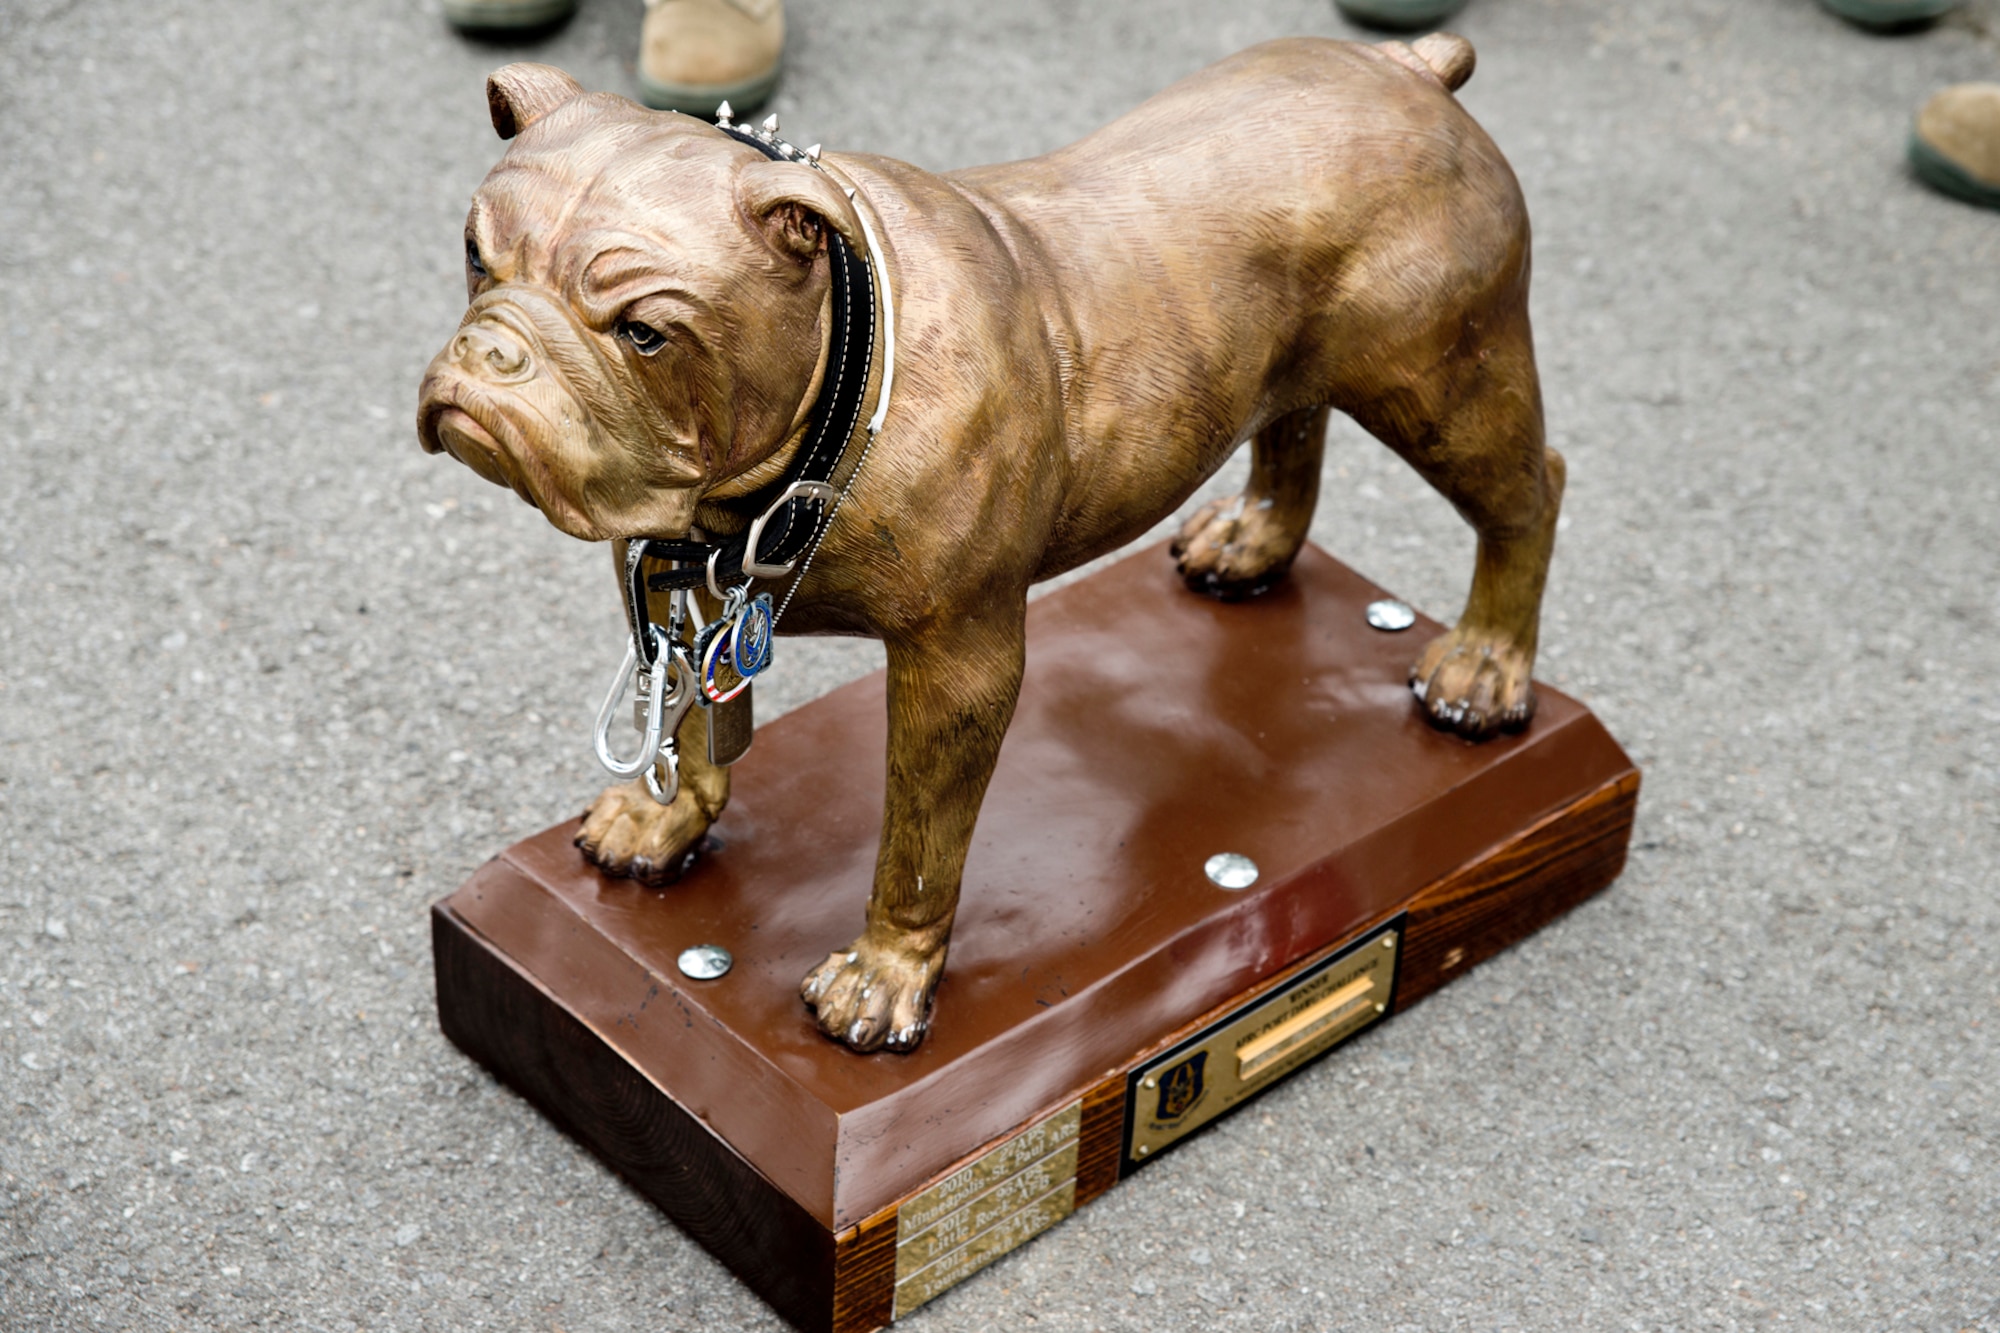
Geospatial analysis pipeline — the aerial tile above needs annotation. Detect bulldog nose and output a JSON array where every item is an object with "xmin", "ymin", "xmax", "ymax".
[{"xmin": 451, "ymin": 322, "xmax": 531, "ymax": 380}]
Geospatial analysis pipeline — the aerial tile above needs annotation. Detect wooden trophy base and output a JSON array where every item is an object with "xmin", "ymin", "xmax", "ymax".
[{"xmin": 432, "ymin": 542, "xmax": 1639, "ymax": 1333}]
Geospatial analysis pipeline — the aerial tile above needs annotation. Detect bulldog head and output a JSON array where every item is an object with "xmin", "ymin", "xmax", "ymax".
[{"xmin": 417, "ymin": 64, "xmax": 868, "ymax": 541}]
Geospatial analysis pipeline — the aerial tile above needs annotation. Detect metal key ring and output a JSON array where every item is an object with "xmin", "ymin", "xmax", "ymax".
[{"xmin": 700, "ymin": 620, "xmax": 752, "ymax": 703}]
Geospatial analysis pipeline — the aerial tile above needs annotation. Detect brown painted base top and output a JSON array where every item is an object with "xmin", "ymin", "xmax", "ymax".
[{"xmin": 442, "ymin": 541, "xmax": 1632, "ymax": 1231}]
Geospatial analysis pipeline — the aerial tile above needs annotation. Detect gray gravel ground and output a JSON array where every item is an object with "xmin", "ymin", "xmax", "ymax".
[{"xmin": 3, "ymin": 0, "xmax": 1998, "ymax": 1329}]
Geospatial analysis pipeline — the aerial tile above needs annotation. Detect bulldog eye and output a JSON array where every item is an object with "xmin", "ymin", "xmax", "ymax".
[
  {"xmin": 465, "ymin": 238, "xmax": 488, "ymax": 280},
  {"xmin": 617, "ymin": 319, "xmax": 667, "ymax": 357}
]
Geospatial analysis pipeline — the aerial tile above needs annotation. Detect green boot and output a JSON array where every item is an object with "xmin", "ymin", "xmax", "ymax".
[
  {"xmin": 1334, "ymin": 0, "xmax": 1470, "ymax": 34},
  {"xmin": 1814, "ymin": 0, "xmax": 1959, "ymax": 30},
  {"xmin": 442, "ymin": 0, "xmax": 577, "ymax": 34},
  {"xmin": 1910, "ymin": 84, "xmax": 2000, "ymax": 210}
]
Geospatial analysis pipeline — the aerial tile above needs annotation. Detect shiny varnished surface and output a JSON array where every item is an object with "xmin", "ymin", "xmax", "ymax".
[{"xmin": 445, "ymin": 543, "xmax": 1631, "ymax": 1227}]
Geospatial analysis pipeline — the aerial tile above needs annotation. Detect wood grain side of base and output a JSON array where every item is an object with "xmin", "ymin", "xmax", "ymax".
[
  {"xmin": 1073, "ymin": 1077, "xmax": 1127, "ymax": 1207},
  {"xmin": 830, "ymin": 1204, "xmax": 897, "ymax": 1333},
  {"xmin": 432, "ymin": 903, "xmax": 840, "ymax": 1333},
  {"xmin": 1395, "ymin": 768, "xmax": 1641, "ymax": 1012}
]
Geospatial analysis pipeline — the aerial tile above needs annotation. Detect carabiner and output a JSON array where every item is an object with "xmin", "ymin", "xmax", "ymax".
[
  {"xmin": 593, "ymin": 636, "xmax": 664, "ymax": 780},
  {"xmin": 653, "ymin": 644, "xmax": 699, "ymax": 741},
  {"xmin": 638, "ymin": 644, "xmax": 700, "ymax": 807},
  {"xmin": 592, "ymin": 627, "xmax": 697, "ymax": 781}
]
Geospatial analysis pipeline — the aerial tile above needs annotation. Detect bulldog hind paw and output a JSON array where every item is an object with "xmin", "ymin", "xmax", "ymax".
[
  {"xmin": 575, "ymin": 779, "xmax": 712, "ymax": 887},
  {"xmin": 1171, "ymin": 494, "xmax": 1304, "ymax": 601},
  {"xmin": 800, "ymin": 936, "xmax": 942, "ymax": 1053},
  {"xmin": 1409, "ymin": 627, "xmax": 1537, "ymax": 740}
]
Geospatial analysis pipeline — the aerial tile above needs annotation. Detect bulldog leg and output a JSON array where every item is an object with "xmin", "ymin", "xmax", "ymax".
[
  {"xmin": 576, "ymin": 543, "xmax": 730, "ymax": 885},
  {"xmin": 1353, "ymin": 303, "xmax": 1562, "ymax": 740},
  {"xmin": 576, "ymin": 701, "xmax": 731, "ymax": 886},
  {"xmin": 1173, "ymin": 406, "xmax": 1328, "ymax": 600},
  {"xmin": 801, "ymin": 606, "xmax": 1027, "ymax": 1052}
]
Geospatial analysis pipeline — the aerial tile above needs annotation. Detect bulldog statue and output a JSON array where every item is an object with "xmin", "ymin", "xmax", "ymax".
[{"xmin": 417, "ymin": 35, "xmax": 1565, "ymax": 1053}]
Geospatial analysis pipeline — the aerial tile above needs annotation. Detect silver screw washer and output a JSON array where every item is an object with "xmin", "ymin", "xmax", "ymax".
[
  {"xmin": 677, "ymin": 944, "xmax": 733, "ymax": 980},
  {"xmin": 1205, "ymin": 852, "xmax": 1259, "ymax": 890},
  {"xmin": 1366, "ymin": 599, "xmax": 1416, "ymax": 632}
]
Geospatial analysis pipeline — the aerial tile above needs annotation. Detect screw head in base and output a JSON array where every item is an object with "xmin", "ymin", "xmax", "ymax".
[
  {"xmin": 1365, "ymin": 599, "xmax": 1416, "ymax": 632},
  {"xmin": 1205, "ymin": 852, "xmax": 1259, "ymax": 890},
  {"xmin": 677, "ymin": 944, "xmax": 733, "ymax": 980}
]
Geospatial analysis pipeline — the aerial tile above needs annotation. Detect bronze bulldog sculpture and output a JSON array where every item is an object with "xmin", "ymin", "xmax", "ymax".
[{"xmin": 416, "ymin": 34, "xmax": 1565, "ymax": 1053}]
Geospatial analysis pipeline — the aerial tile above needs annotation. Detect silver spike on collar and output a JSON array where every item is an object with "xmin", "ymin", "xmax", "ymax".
[
  {"xmin": 715, "ymin": 102, "xmax": 822, "ymax": 167},
  {"xmin": 713, "ymin": 103, "xmax": 898, "ymax": 439}
]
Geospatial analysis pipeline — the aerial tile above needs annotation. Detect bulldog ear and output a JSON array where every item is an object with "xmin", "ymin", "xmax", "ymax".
[
  {"xmin": 486, "ymin": 63, "xmax": 586, "ymax": 140},
  {"xmin": 736, "ymin": 159, "xmax": 869, "ymax": 265}
]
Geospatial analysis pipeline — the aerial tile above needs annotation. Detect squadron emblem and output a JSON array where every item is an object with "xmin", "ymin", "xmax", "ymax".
[{"xmin": 1154, "ymin": 1052, "xmax": 1208, "ymax": 1122}]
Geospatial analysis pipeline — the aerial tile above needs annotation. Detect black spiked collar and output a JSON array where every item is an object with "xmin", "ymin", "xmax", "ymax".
[{"xmin": 622, "ymin": 111, "xmax": 880, "ymax": 663}]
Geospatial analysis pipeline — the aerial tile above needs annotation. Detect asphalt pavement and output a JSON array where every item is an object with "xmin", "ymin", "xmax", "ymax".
[{"xmin": 2, "ymin": 0, "xmax": 1997, "ymax": 1329}]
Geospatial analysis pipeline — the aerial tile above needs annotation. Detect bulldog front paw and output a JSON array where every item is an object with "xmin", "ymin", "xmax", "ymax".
[
  {"xmin": 575, "ymin": 779, "xmax": 712, "ymax": 887},
  {"xmin": 799, "ymin": 934, "xmax": 944, "ymax": 1053},
  {"xmin": 1409, "ymin": 626, "xmax": 1537, "ymax": 740},
  {"xmin": 1171, "ymin": 494, "xmax": 1303, "ymax": 600}
]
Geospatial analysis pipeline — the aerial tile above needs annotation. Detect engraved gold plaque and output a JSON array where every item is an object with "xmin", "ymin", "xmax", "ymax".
[
  {"xmin": 1236, "ymin": 971, "xmax": 1376, "ymax": 1080},
  {"xmin": 896, "ymin": 1140, "xmax": 1079, "ymax": 1275},
  {"xmin": 894, "ymin": 1180, "xmax": 1075, "ymax": 1316},
  {"xmin": 892, "ymin": 1101, "xmax": 1081, "ymax": 1318},
  {"xmin": 1124, "ymin": 919, "xmax": 1400, "ymax": 1163}
]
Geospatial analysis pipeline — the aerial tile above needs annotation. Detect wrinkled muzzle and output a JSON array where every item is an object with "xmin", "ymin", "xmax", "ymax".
[{"xmin": 417, "ymin": 287, "xmax": 642, "ymax": 541}]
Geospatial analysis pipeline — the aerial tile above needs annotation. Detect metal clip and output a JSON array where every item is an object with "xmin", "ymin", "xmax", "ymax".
[
  {"xmin": 592, "ymin": 627, "xmax": 696, "ymax": 782},
  {"xmin": 640, "ymin": 646, "xmax": 695, "ymax": 806},
  {"xmin": 741, "ymin": 479, "xmax": 840, "ymax": 580},
  {"xmin": 644, "ymin": 745, "xmax": 680, "ymax": 805}
]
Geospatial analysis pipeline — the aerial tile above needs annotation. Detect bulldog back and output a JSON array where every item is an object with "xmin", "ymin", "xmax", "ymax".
[{"xmin": 937, "ymin": 37, "xmax": 1530, "ymax": 578}]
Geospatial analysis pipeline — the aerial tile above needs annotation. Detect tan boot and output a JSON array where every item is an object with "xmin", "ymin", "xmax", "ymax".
[
  {"xmin": 637, "ymin": 0, "xmax": 784, "ymax": 117},
  {"xmin": 1911, "ymin": 84, "xmax": 2000, "ymax": 210}
]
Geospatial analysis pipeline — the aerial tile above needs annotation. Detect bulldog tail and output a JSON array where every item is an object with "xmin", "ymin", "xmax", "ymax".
[{"xmin": 1379, "ymin": 32, "xmax": 1476, "ymax": 93}]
